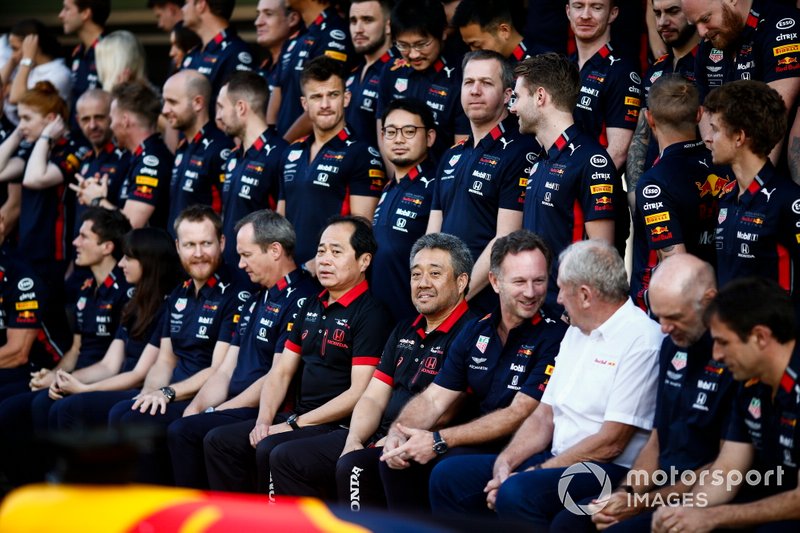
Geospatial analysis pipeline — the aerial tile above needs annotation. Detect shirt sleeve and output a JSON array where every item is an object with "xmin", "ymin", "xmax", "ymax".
[
  {"xmin": 759, "ymin": 12, "xmax": 800, "ymax": 84},
  {"xmin": 580, "ymin": 149, "xmax": 617, "ymax": 222},
  {"xmin": 498, "ymin": 142, "xmax": 536, "ymax": 211},
  {"xmin": 350, "ymin": 299, "xmax": 393, "ymax": 366},
  {"xmin": 347, "ymin": 142, "xmax": 386, "ymax": 197},
  {"xmin": 602, "ymin": 60, "xmax": 642, "ymax": 130},
  {"xmin": 373, "ymin": 326, "xmax": 403, "ymax": 386},
  {"xmin": 128, "ymin": 154, "xmax": 172, "ymax": 207},
  {"xmin": 723, "ymin": 387, "xmax": 754, "ymax": 443},
  {"xmin": 5, "ymin": 274, "xmax": 45, "ymax": 329},
  {"xmin": 637, "ymin": 172, "xmax": 685, "ymax": 250}
]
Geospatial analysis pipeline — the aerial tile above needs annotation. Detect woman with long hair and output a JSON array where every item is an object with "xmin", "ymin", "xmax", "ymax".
[
  {"xmin": 46, "ymin": 227, "xmax": 182, "ymax": 429},
  {"xmin": 94, "ymin": 30, "xmax": 148, "ymax": 92}
]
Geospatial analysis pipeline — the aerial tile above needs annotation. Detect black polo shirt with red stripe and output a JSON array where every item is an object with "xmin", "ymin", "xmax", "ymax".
[
  {"xmin": 573, "ymin": 43, "xmax": 643, "ymax": 145},
  {"xmin": 221, "ymin": 128, "xmax": 287, "ymax": 271},
  {"xmin": 346, "ymin": 48, "xmax": 397, "ymax": 147},
  {"xmin": 169, "ymin": 123, "xmax": 234, "ymax": 237},
  {"xmin": 182, "ymin": 29, "xmax": 254, "ymax": 99},
  {"xmin": 373, "ymin": 299, "xmax": 472, "ymax": 433},
  {"xmin": 522, "ymin": 124, "xmax": 620, "ymax": 311},
  {"xmin": 377, "ymin": 54, "xmax": 469, "ymax": 161},
  {"xmin": 117, "ymin": 134, "xmax": 174, "ymax": 229},
  {"xmin": 715, "ymin": 162, "xmax": 800, "ymax": 307},
  {"xmin": 372, "ymin": 158, "xmax": 438, "ymax": 322},
  {"xmin": 507, "ymin": 37, "xmax": 548, "ymax": 65},
  {"xmin": 75, "ymin": 265, "xmax": 132, "ymax": 369},
  {"xmin": 283, "ymin": 280, "xmax": 393, "ymax": 417},
  {"xmin": 279, "ymin": 127, "xmax": 386, "ymax": 263},
  {"xmin": 75, "ymin": 141, "xmax": 131, "ymax": 238},
  {"xmin": 434, "ymin": 308, "xmax": 567, "ymax": 415}
]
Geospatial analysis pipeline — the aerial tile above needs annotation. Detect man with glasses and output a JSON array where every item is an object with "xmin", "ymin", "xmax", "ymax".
[
  {"xmin": 277, "ymin": 56, "xmax": 386, "ymax": 266},
  {"xmin": 427, "ymin": 50, "xmax": 540, "ymax": 315},
  {"xmin": 377, "ymin": 0, "xmax": 469, "ymax": 161}
]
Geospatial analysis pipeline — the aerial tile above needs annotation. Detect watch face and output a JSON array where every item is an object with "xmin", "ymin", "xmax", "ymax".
[{"xmin": 433, "ymin": 442, "xmax": 447, "ymax": 454}]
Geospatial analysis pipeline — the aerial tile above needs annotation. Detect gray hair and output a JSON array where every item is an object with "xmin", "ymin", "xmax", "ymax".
[
  {"xmin": 558, "ymin": 240, "xmax": 629, "ymax": 302},
  {"xmin": 410, "ymin": 233, "xmax": 473, "ymax": 292},
  {"xmin": 462, "ymin": 49, "xmax": 514, "ymax": 90},
  {"xmin": 234, "ymin": 210, "xmax": 296, "ymax": 256}
]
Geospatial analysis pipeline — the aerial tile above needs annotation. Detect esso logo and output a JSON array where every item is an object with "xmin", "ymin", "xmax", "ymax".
[
  {"xmin": 642, "ymin": 185, "xmax": 661, "ymax": 198},
  {"xmin": 777, "ymin": 18, "xmax": 796, "ymax": 30},
  {"xmin": 590, "ymin": 155, "xmax": 608, "ymax": 168},
  {"xmin": 792, "ymin": 198, "xmax": 800, "ymax": 214}
]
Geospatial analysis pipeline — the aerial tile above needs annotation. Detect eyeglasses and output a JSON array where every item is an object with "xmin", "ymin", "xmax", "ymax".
[
  {"xmin": 394, "ymin": 39, "xmax": 433, "ymax": 53},
  {"xmin": 382, "ymin": 125, "xmax": 426, "ymax": 140}
]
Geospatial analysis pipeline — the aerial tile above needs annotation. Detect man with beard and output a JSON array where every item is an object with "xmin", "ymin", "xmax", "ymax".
[
  {"xmin": 162, "ymin": 70, "xmax": 234, "ymax": 237},
  {"xmin": 682, "ymin": 0, "xmax": 800, "ymax": 177},
  {"xmin": 626, "ymin": 0, "xmax": 699, "ymax": 209},
  {"xmin": 345, "ymin": 0, "xmax": 396, "ymax": 147}
]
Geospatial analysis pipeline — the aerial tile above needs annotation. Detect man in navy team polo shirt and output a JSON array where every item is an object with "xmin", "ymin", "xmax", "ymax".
[
  {"xmin": 81, "ymin": 82, "xmax": 174, "ymax": 230},
  {"xmin": 568, "ymin": 0, "xmax": 642, "ymax": 172},
  {"xmin": 167, "ymin": 210, "xmax": 317, "ymax": 489},
  {"xmin": 705, "ymin": 81, "xmax": 800, "ymax": 317},
  {"xmin": 277, "ymin": 56, "xmax": 385, "ymax": 266},
  {"xmin": 254, "ymin": 0, "xmax": 300, "ymax": 93},
  {"xmin": 268, "ymin": 233, "xmax": 473, "ymax": 505},
  {"xmin": 204, "ymin": 216, "xmax": 393, "ymax": 495},
  {"xmin": 512, "ymin": 53, "xmax": 624, "ymax": 316},
  {"xmin": 107, "ymin": 205, "xmax": 248, "ymax": 484},
  {"xmin": 428, "ymin": 50, "xmax": 540, "ymax": 316},
  {"xmin": 630, "ymin": 75, "xmax": 727, "ymax": 312},
  {"xmin": 377, "ymin": 230, "xmax": 567, "ymax": 512},
  {"xmin": 345, "ymin": 0, "xmax": 396, "ymax": 147},
  {"xmin": 377, "ymin": 0, "xmax": 470, "ymax": 161},
  {"xmin": 626, "ymin": 0, "xmax": 699, "ymax": 209},
  {"xmin": 653, "ymin": 278, "xmax": 800, "ymax": 532},
  {"xmin": 556, "ymin": 255, "xmax": 734, "ymax": 531},
  {"xmin": 217, "ymin": 72, "xmax": 288, "ymax": 285},
  {"xmin": 163, "ymin": 70, "xmax": 234, "ymax": 237},
  {"xmin": 180, "ymin": 0, "xmax": 253, "ymax": 100},
  {"xmin": 371, "ymin": 98, "xmax": 438, "ymax": 322},
  {"xmin": 267, "ymin": 0, "xmax": 354, "ymax": 141},
  {"xmin": 453, "ymin": 0, "xmax": 547, "ymax": 63}
]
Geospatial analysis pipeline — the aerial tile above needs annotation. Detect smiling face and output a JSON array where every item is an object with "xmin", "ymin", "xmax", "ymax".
[
  {"xmin": 176, "ymin": 218, "xmax": 224, "ymax": 285},
  {"xmin": 566, "ymin": 0, "xmax": 618, "ymax": 44},
  {"xmin": 162, "ymin": 75, "xmax": 197, "ymax": 131},
  {"xmin": 410, "ymin": 247, "xmax": 466, "ymax": 316},
  {"xmin": 681, "ymin": 0, "xmax": 742, "ymax": 51},
  {"xmin": 395, "ymin": 30, "xmax": 442, "ymax": 72},
  {"xmin": 490, "ymin": 249, "xmax": 548, "ymax": 326},
  {"xmin": 510, "ymin": 77, "xmax": 541, "ymax": 136},
  {"xmin": 255, "ymin": 0, "xmax": 292, "ymax": 48}
]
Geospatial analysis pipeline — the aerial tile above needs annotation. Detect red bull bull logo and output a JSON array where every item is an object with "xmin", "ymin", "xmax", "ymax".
[{"xmin": 695, "ymin": 174, "xmax": 734, "ymax": 197}]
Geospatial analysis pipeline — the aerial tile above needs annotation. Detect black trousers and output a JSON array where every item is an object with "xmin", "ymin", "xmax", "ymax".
[{"xmin": 336, "ymin": 446, "xmax": 386, "ymax": 511}]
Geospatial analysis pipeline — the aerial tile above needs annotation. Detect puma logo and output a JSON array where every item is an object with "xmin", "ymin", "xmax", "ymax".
[
  {"xmin": 202, "ymin": 138, "xmax": 213, "ymax": 150},
  {"xmin": 219, "ymin": 282, "xmax": 230, "ymax": 294},
  {"xmin": 761, "ymin": 187, "xmax": 776, "ymax": 201},
  {"xmin": 568, "ymin": 143, "xmax": 581, "ymax": 156},
  {"xmin": 698, "ymin": 159, "xmax": 709, "ymax": 168},
  {"xmin": 264, "ymin": 144, "xmax": 274, "ymax": 156},
  {"xmin": 499, "ymin": 137, "xmax": 514, "ymax": 150},
  {"xmin": 420, "ymin": 176, "xmax": 434, "ymax": 189},
  {"xmin": 443, "ymin": 66, "xmax": 455, "ymax": 78},
  {"xmin": 608, "ymin": 55, "xmax": 620, "ymax": 66}
]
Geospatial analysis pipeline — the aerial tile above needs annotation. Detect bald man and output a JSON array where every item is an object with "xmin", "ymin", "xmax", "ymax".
[
  {"xmin": 162, "ymin": 69, "xmax": 234, "ymax": 236},
  {"xmin": 552, "ymin": 254, "xmax": 737, "ymax": 531}
]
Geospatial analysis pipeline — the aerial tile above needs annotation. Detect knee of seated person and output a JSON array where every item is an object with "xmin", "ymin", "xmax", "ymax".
[
  {"xmin": 494, "ymin": 473, "xmax": 532, "ymax": 516},
  {"xmin": 269, "ymin": 441, "xmax": 295, "ymax": 470}
]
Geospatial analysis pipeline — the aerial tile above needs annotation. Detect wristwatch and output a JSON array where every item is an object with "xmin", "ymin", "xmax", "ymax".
[
  {"xmin": 432, "ymin": 431, "xmax": 448, "ymax": 455},
  {"xmin": 159, "ymin": 386, "xmax": 176, "ymax": 403},
  {"xmin": 90, "ymin": 196, "xmax": 105, "ymax": 207},
  {"xmin": 286, "ymin": 413, "xmax": 300, "ymax": 430},
  {"xmin": 19, "ymin": 58, "xmax": 33, "ymax": 67}
]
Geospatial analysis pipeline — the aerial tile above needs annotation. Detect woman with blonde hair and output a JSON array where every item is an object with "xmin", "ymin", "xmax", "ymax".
[{"xmin": 95, "ymin": 30, "xmax": 148, "ymax": 91}]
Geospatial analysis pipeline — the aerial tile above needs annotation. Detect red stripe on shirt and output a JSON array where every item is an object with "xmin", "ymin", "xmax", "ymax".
[
  {"xmin": 353, "ymin": 356, "xmax": 380, "ymax": 366},
  {"xmin": 373, "ymin": 369, "xmax": 394, "ymax": 386},
  {"xmin": 777, "ymin": 243, "xmax": 791, "ymax": 292},
  {"xmin": 572, "ymin": 200, "xmax": 585, "ymax": 243},
  {"xmin": 284, "ymin": 339, "xmax": 302, "ymax": 353}
]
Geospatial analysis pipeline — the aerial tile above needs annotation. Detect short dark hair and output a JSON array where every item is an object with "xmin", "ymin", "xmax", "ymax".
[
  {"xmin": 463, "ymin": 49, "xmax": 514, "ymax": 90},
  {"xmin": 705, "ymin": 277, "xmax": 796, "ymax": 344},
  {"xmin": 452, "ymin": 0, "xmax": 523, "ymax": 32},
  {"xmin": 75, "ymin": 0, "xmax": 111, "ymax": 26},
  {"xmin": 205, "ymin": 0, "xmax": 236, "ymax": 20},
  {"xmin": 234, "ymin": 209, "xmax": 296, "ymax": 256},
  {"xmin": 323, "ymin": 215, "xmax": 378, "ymax": 260},
  {"xmin": 81, "ymin": 207, "xmax": 132, "ymax": 260},
  {"xmin": 703, "ymin": 80, "xmax": 786, "ymax": 158},
  {"xmin": 351, "ymin": 0, "xmax": 391, "ymax": 17},
  {"xmin": 410, "ymin": 233, "xmax": 473, "ymax": 294},
  {"xmin": 647, "ymin": 74, "xmax": 699, "ymax": 129},
  {"xmin": 490, "ymin": 229, "xmax": 552, "ymax": 276},
  {"xmin": 381, "ymin": 97, "xmax": 436, "ymax": 130},
  {"xmin": 147, "ymin": 0, "xmax": 183, "ymax": 7},
  {"xmin": 173, "ymin": 204, "xmax": 223, "ymax": 240},
  {"xmin": 111, "ymin": 81, "xmax": 161, "ymax": 130},
  {"xmin": 224, "ymin": 71, "xmax": 269, "ymax": 116},
  {"xmin": 300, "ymin": 55, "xmax": 346, "ymax": 92},
  {"xmin": 514, "ymin": 52, "xmax": 580, "ymax": 112},
  {"xmin": 391, "ymin": 0, "xmax": 446, "ymax": 41},
  {"xmin": 11, "ymin": 19, "xmax": 63, "ymax": 59},
  {"xmin": 171, "ymin": 23, "xmax": 202, "ymax": 58}
]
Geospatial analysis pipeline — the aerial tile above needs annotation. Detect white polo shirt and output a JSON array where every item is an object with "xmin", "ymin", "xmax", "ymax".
[{"xmin": 541, "ymin": 298, "xmax": 663, "ymax": 468}]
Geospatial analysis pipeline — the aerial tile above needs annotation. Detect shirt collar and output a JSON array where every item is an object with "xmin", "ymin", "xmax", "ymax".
[
  {"xmin": 412, "ymin": 299, "xmax": 470, "ymax": 337},
  {"xmin": 319, "ymin": 279, "xmax": 369, "ymax": 308}
]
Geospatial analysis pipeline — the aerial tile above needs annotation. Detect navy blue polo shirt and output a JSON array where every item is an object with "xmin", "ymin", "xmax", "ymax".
[
  {"xmin": 507, "ymin": 37, "xmax": 549, "ymax": 65},
  {"xmin": 182, "ymin": 29, "xmax": 254, "ymax": 99},
  {"xmin": 630, "ymin": 141, "xmax": 728, "ymax": 310},
  {"xmin": 434, "ymin": 309, "xmax": 567, "ymax": 414},
  {"xmin": 0, "ymin": 253, "xmax": 66, "ymax": 369},
  {"xmin": 345, "ymin": 48, "xmax": 397, "ymax": 147},
  {"xmin": 522, "ymin": 124, "xmax": 623, "ymax": 311},
  {"xmin": 117, "ymin": 134, "xmax": 174, "ymax": 230},
  {"xmin": 372, "ymin": 159, "xmax": 438, "ymax": 322},
  {"xmin": 726, "ymin": 344, "xmax": 800, "ymax": 492},
  {"xmin": 115, "ymin": 304, "xmax": 166, "ymax": 373},
  {"xmin": 74, "ymin": 141, "xmax": 131, "ymax": 238},
  {"xmin": 227, "ymin": 268, "xmax": 318, "ymax": 398},
  {"xmin": 68, "ymin": 37, "xmax": 100, "ymax": 130},
  {"xmin": 373, "ymin": 300, "xmax": 472, "ymax": 434},
  {"xmin": 20, "ymin": 135, "xmax": 92, "ymax": 266},
  {"xmin": 715, "ymin": 162, "xmax": 800, "ymax": 302},
  {"xmin": 573, "ymin": 43, "xmax": 643, "ymax": 145},
  {"xmin": 221, "ymin": 128, "xmax": 287, "ymax": 270},
  {"xmin": 274, "ymin": 8, "xmax": 354, "ymax": 135},
  {"xmin": 279, "ymin": 127, "xmax": 386, "ymax": 263},
  {"xmin": 75, "ymin": 266, "xmax": 132, "ymax": 369},
  {"xmin": 163, "ymin": 268, "xmax": 249, "ymax": 383},
  {"xmin": 655, "ymin": 332, "xmax": 735, "ymax": 472},
  {"xmin": 695, "ymin": 0, "xmax": 800, "ymax": 101},
  {"xmin": 283, "ymin": 280, "xmax": 393, "ymax": 417},
  {"xmin": 168, "ymin": 124, "xmax": 234, "ymax": 236},
  {"xmin": 377, "ymin": 54, "xmax": 470, "ymax": 161}
]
